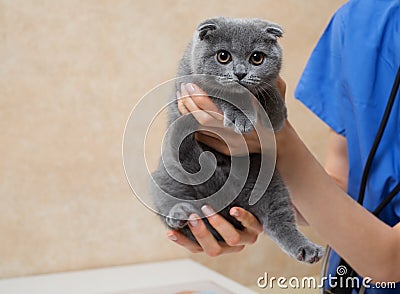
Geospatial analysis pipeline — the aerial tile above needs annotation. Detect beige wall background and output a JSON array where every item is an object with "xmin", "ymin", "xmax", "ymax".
[{"xmin": 0, "ymin": 0, "xmax": 346, "ymax": 287}]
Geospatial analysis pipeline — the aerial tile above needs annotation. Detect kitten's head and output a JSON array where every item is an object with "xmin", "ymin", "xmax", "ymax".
[{"xmin": 190, "ymin": 17, "xmax": 283, "ymax": 90}]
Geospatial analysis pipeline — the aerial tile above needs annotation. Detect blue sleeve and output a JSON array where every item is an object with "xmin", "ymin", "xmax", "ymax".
[{"xmin": 294, "ymin": 5, "xmax": 348, "ymax": 136}]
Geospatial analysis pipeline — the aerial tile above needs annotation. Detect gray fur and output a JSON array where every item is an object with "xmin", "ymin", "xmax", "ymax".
[{"xmin": 151, "ymin": 17, "xmax": 323, "ymax": 263}]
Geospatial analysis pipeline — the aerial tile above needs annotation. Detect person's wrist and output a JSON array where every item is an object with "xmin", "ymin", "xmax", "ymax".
[{"xmin": 245, "ymin": 134, "xmax": 262, "ymax": 154}]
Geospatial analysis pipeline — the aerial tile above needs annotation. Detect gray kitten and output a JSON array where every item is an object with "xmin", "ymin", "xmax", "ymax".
[{"xmin": 151, "ymin": 17, "xmax": 324, "ymax": 263}]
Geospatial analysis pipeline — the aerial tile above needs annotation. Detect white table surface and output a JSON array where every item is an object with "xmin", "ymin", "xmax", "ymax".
[{"xmin": 0, "ymin": 259, "xmax": 256, "ymax": 294}]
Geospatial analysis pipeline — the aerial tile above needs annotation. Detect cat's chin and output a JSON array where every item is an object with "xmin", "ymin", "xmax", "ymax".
[
  {"xmin": 237, "ymin": 80, "xmax": 256, "ymax": 89},
  {"xmin": 235, "ymin": 81, "xmax": 262, "ymax": 95},
  {"xmin": 222, "ymin": 82, "xmax": 251, "ymax": 94},
  {"xmin": 191, "ymin": 76, "xmax": 255, "ymax": 96},
  {"xmin": 214, "ymin": 79, "xmax": 252, "ymax": 91}
]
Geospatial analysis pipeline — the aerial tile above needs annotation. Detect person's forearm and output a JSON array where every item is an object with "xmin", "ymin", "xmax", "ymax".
[{"xmin": 275, "ymin": 121, "xmax": 400, "ymax": 282}]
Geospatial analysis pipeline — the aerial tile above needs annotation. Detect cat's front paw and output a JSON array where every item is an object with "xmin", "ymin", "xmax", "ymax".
[
  {"xmin": 296, "ymin": 244, "xmax": 324, "ymax": 264},
  {"xmin": 223, "ymin": 110, "xmax": 256, "ymax": 134},
  {"xmin": 166, "ymin": 203, "xmax": 197, "ymax": 229}
]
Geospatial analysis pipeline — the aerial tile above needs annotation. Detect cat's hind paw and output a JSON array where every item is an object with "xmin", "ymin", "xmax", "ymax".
[
  {"xmin": 166, "ymin": 203, "xmax": 197, "ymax": 229},
  {"xmin": 296, "ymin": 244, "xmax": 324, "ymax": 264}
]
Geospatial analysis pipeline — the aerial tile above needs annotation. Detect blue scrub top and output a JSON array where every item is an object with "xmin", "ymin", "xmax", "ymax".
[{"xmin": 295, "ymin": 0, "xmax": 400, "ymax": 293}]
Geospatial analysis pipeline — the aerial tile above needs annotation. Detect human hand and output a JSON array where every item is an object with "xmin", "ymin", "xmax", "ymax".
[
  {"xmin": 177, "ymin": 77, "xmax": 286, "ymax": 156},
  {"xmin": 167, "ymin": 206, "xmax": 263, "ymax": 256}
]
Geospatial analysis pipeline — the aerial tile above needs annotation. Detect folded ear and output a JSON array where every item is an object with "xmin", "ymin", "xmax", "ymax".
[
  {"xmin": 265, "ymin": 24, "xmax": 284, "ymax": 40},
  {"xmin": 197, "ymin": 20, "xmax": 218, "ymax": 40}
]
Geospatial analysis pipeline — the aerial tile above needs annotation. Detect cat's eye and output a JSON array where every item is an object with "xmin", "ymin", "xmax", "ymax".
[
  {"xmin": 250, "ymin": 52, "xmax": 265, "ymax": 65},
  {"xmin": 216, "ymin": 50, "xmax": 232, "ymax": 64}
]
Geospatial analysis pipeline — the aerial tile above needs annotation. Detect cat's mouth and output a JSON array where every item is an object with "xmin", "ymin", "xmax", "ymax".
[
  {"xmin": 237, "ymin": 80, "xmax": 259, "ymax": 87},
  {"xmin": 216, "ymin": 76, "xmax": 260, "ymax": 90},
  {"xmin": 217, "ymin": 76, "xmax": 261, "ymax": 89}
]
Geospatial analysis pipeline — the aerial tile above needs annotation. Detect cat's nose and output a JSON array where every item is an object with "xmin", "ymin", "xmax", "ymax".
[{"xmin": 234, "ymin": 72, "xmax": 247, "ymax": 80}]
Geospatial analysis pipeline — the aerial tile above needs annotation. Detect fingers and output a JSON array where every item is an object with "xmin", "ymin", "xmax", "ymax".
[
  {"xmin": 179, "ymin": 86, "xmax": 216, "ymax": 126},
  {"xmin": 167, "ymin": 228, "xmax": 244, "ymax": 256},
  {"xmin": 230, "ymin": 207, "xmax": 263, "ymax": 235},
  {"xmin": 187, "ymin": 214, "xmax": 233, "ymax": 257},
  {"xmin": 187, "ymin": 206, "xmax": 262, "ymax": 256},
  {"xmin": 167, "ymin": 207, "xmax": 262, "ymax": 257},
  {"xmin": 201, "ymin": 205, "xmax": 259, "ymax": 246},
  {"xmin": 177, "ymin": 83, "xmax": 223, "ymax": 122},
  {"xmin": 177, "ymin": 91, "xmax": 189, "ymax": 115},
  {"xmin": 184, "ymin": 83, "xmax": 223, "ymax": 117},
  {"xmin": 167, "ymin": 230, "xmax": 203, "ymax": 253},
  {"xmin": 168, "ymin": 213, "xmax": 245, "ymax": 257}
]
